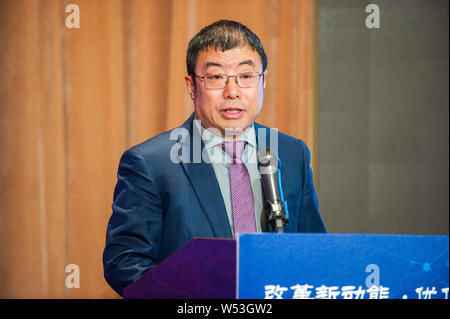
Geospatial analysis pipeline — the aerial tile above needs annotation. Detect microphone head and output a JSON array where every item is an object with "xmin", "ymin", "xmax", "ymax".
[{"xmin": 258, "ymin": 148, "xmax": 280, "ymax": 175}]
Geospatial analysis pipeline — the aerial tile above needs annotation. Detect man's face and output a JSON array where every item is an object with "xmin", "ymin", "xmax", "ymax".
[{"xmin": 185, "ymin": 45, "xmax": 267, "ymax": 138}]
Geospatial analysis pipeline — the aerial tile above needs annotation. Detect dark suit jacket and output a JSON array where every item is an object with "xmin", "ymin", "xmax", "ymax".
[{"xmin": 103, "ymin": 113, "xmax": 326, "ymax": 296}]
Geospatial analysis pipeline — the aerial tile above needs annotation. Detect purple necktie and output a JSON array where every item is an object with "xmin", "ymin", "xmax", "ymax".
[{"xmin": 222, "ymin": 141, "xmax": 257, "ymax": 234}]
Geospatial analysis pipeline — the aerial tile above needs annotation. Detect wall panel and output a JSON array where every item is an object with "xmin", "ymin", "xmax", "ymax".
[{"xmin": 0, "ymin": 0, "xmax": 318, "ymax": 298}]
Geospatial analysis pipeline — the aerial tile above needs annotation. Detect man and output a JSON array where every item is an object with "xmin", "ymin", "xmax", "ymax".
[{"xmin": 103, "ymin": 19, "xmax": 326, "ymax": 296}]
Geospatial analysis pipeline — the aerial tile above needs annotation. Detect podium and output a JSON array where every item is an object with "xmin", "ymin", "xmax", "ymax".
[
  {"xmin": 122, "ymin": 238, "xmax": 236, "ymax": 299},
  {"xmin": 123, "ymin": 233, "xmax": 449, "ymax": 299}
]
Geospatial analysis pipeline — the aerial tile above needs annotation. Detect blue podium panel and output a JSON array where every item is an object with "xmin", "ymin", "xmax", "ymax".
[{"xmin": 237, "ymin": 233, "xmax": 449, "ymax": 299}]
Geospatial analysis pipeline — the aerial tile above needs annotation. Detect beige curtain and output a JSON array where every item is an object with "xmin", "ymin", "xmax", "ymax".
[{"xmin": 0, "ymin": 0, "xmax": 318, "ymax": 298}]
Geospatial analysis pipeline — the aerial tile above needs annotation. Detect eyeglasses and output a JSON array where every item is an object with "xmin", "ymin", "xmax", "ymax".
[{"xmin": 194, "ymin": 72, "xmax": 263, "ymax": 89}]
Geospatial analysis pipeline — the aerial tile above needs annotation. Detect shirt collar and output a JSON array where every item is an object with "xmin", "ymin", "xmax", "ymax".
[{"xmin": 193, "ymin": 114, "xmax": 257, "ymax": 150}]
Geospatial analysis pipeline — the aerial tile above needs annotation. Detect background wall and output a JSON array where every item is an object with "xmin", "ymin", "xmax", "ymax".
[
  {"xmin": 1, "ymin": 0, "xmax": 448, "ymax": 299},
  {"xmin": 317, "ymin": 0, "xmax": 449, "ymax": 235},
  {"xmin": 0, "ymin": 0, "xmax": 318, "ymax": 298}
]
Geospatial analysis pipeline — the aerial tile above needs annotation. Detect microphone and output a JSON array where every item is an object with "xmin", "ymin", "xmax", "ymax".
[{"xmin": 258, "ymin": 148, "xmax": 289, "ymax": 233}]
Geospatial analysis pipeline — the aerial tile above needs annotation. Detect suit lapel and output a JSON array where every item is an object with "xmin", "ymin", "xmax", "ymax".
[{"xmin": 179, "ymin": 114, "xmax": 232, "ymax": 238}]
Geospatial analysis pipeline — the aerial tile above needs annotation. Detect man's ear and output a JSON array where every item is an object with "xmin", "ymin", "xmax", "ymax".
[
  {"xmin": 184, "ymin": 75, "xmax": 195, "ymax": 101},
  {"xmin": 262, "ymin": 70, "xmax": 268, "ymax": 89}
]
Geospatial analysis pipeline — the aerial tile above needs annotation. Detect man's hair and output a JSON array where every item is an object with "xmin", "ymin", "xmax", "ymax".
[{"xmin": 186, "ymin": 19, "xmax": 267, "ymax": 77}]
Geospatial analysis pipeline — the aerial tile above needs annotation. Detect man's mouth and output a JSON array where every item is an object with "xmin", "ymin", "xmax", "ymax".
[
  {"xmin": 220, "ymin": 108, "xmax": 244, "ymax": 119},
  {"xmin": 224, "ymin": 109, "xmax": 241, "ymax": 113}
]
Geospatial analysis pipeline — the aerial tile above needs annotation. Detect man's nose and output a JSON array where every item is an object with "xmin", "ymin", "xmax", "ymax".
[{"xmin": 223, "ymin": 75, "xmax": 240, "ymax": 99}]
